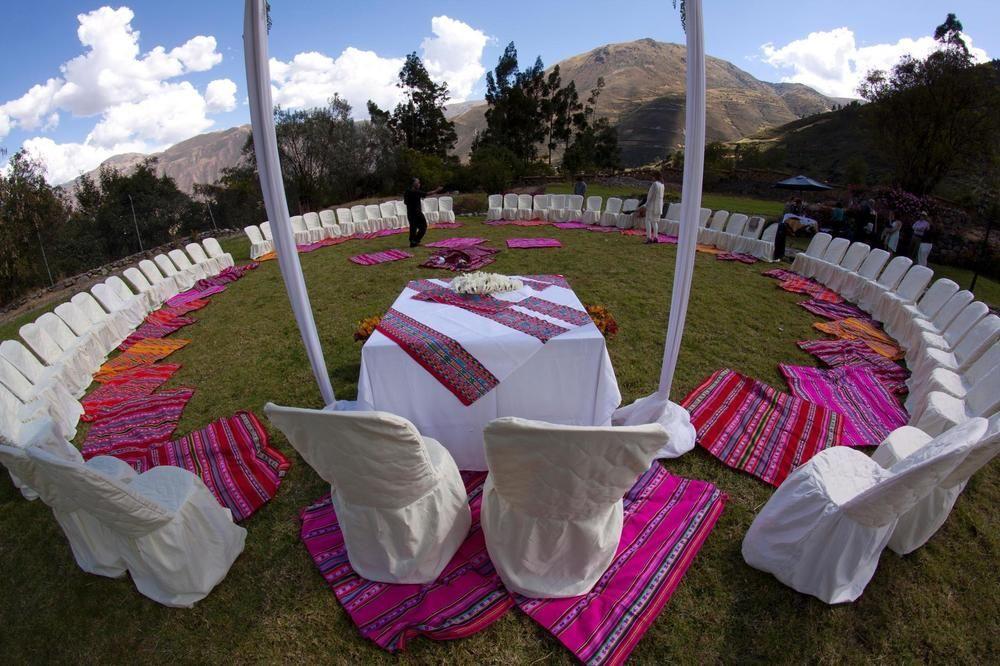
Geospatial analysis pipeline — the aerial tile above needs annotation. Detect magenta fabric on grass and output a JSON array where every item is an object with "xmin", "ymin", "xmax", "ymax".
[
  {"xmin": 424, "ymin": 237, "xmax": 486, "ymax": 249},
  {"xmin": 506, "ymin": 237, "xmax": 562, "ymax": 249},
  {"xmin": 349, "ymin": 249, "xmax": 413, "ymax": 265}
]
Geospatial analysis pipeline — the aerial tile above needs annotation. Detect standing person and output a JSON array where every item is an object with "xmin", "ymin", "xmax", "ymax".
[
  {"xmin": 883, "ymin": 213, "xmax": 902, "ymax": 253},
  {"xmin": 573, "ymin": 175, "xmax": 587, "ymax": 198},
  {"xmin": 917, "ymin": 225, "xmax": 935, "ymax": 266},
  {"xmin": 830, "ymin": 201, "xmax": 846, "ymax": 236},
  {"xmin": 640, "ymin": 172, "xmax": 665, "ymax": 244},
  {"xmin": 403, "ymin": 178, "xmax": 442, "ymax": 248},
  {"xmin": 910, "ymin": 212, "xmax": 931, "ymax": 259}
]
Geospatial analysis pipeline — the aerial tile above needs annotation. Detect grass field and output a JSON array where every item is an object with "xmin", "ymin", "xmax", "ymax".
[{"xmin": 1, "ymin": 218, "xmax": 998, "ymax": 664}]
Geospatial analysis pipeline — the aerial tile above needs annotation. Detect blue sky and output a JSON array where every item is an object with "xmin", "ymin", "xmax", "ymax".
[{"xmin": 2, "ymin": 1, "xmax": 996, "ymax": 183}]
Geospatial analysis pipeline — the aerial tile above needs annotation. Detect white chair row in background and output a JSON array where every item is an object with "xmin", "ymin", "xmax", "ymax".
[{"xmin": 243, "ymin": 197, "xmax": 457, "ymax": 260}]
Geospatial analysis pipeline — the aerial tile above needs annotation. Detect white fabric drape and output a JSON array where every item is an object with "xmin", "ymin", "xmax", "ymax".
[
  {"xmin": 243, "ymin": 0, "xmax": 335, "ymax": 406},
  {"xmin": 658, "ymin": 0, "xmax": 706, "ymax": 397}
]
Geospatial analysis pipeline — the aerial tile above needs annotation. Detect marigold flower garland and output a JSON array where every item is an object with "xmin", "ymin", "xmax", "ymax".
[
  {"xmin": 585, "ymin": 304, "xmax": 618, "ymax": 338},
  {"xmin": 354, "ymin": 315, "xmax": 381, "ymax": 342}
]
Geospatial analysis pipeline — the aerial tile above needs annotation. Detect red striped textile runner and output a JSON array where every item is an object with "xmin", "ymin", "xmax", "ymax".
[
  {"xmin": 779, "ymin": 364, "xmax": 908, "ymax": 447},
  {"xmin": 95, "ymin": 338, "xmax": 190, "ymax": 382},
  {"xmin": 424, "ymin": 237, "xmax": 486, "ymax": 248},
  {"xmin": 779, "ymin": 276, "xmax": 844, "ymax": 303},
  {"xmin": 761, "ymin": 268, "xmax": 800, "ymax": 281},
  {"xmin": 797, "ymin": 299, "xmax": 870, "ymax": 321},
  {"xmin": 299, "ymin": 472, "xmax": 514, "ymax": 652},
  {"xmin": 517, "ymin": 466, "xmax": 726, "ymax": 666},
  {"xmin": 83, "ymin": 411, "xmax": 289, "ymax": 522},
  {"xmin": 506, "ymin": 237, "xmax": 562, "ymax": 249},
  {"xmin": 517, "ymin": 296, "xmax": 592, "ymax": 327},
  {"xmin": 119, "ymin": 314, "xmax": 196, "ymax": 351},
  {"xmin": 716, "ymin": 252, "xmax": 759, "ymax": 264},
  {"xmin": 520, "ymin": 274, "xmax": 571, "ymax": 289},
  {"xmin": 81, "ymin": 388, "xmax": 194, "ymax": 454},
  {"xmin": 81, "ymin": 364, "xmax": 181, "ymax": 422},
  {"xmin": 349, "ymin": 249, "xmax": 413, "ymax": 266},
  {"xmin": 376, "ymin": 309, "xmax": 499, "ymax": 405},
  {"xmin": 682, "ymin": 369, "xmax": 843, "ymax": 487},
  {"xmin": 797, "ymin": 338, "xmax": 909, "ymax": 395}
]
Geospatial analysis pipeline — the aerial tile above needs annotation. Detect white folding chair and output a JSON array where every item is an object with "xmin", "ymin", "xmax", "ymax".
[
  {"xmin": 487, "ymin": 194, "xmax": 504, "ymax": 221},
  {"xmin": 905, "ymin": 342, "xmax": 1000, "ymax": 420},
  {"xmin": 303, "ymin": 211, "xmax": 327, "ymax": 240},
  {"xmin": 365, "ymin": 204, "xmax": 386, "ymax": 231},
  {"xmin": 350, "ymin": 205, "xmax": 372, "ymax": 234},
  {"xmin": 618, "ymin": 198, "xmax": 641, "ymax": 229},
  {"xmin": 71, "ymin": 292, "xmax": 129, "ymax": 351},
  {"xmin": 835, "ymin": 249, "xmax": 890, "ymax": 302},
  {"xmin": 908, "ymin": 313, "xmax": 1000, "ymax": 393},
  {"xmin": 912, "ymin": 363, "xmax": 1000, "ymax": 436},
  {"xmin": 790, "ymin": 232, "xmax": 833, "ymax": 274},
  {"xmin": 265, "ymin": 404, "xmax": 470, "ymax": 584},
  {"xmin": 870, "ymin": 264, "xmax": 933, "ymax": 323},
  {"xmin": 583, "ymin": 196, "xmax": 603, "ymax": 225},
  {"xmin": 801, "ymin": 237, "xmax": 849, "ymax": 280},
  {"xmin": 515, "ymin": 194, "xmax": 533, "ymax": 221},
  {"xmin": 898, "ymin": 288, "xmax": 972, "ymax": 351},
  {"xmin": 27, "ymin": 445, "xmax": 246, "ymax": 607},
  {"xmin": 137, "ymin": 260, "xmax": 181, "ymax": 303},
  {"xmin": 154, "ymin": 254, "xmax": 195, "ymax": 292},
  {"xmin": 716, "ymin": 213, "xmax": 748, "ymax": 251},
  {"xmin": 480, "ymin": 417, "xmax": 667, "ymax": 598},
  {"xmin": 55, "ymin": 300, "xmax": 117, "ymax": 358},
  {"xmin": 875, "ymin": 415, "xmax": 1000, "ymax": 556},
  {"xmin": 335, "ymin": 209, "xmax": 356, "ymax": 236},
  {"xmin": 911, "ymin": 301, "xmax": 989, "ymax": 362},
  {"xmin": 185, "ymin": 242, "xmax": 221, "ymax": 278},
  {"xmin": 20, "ymin": 318, "xmax": 98, "ymax": 394},
  {"xmin": 548, "ymin": 194, "xmax": 569, "ymax": 223},
  {"xmin": 259, "ymin": 221, "xmax": 274, "ymax": 242},
  {"xmin": 857, "ymin": 256, "xmax": 913, "ymax": 313},
  {"xmin": 742, "ymin": 418, "xmax": 984, "ymax": 603},
  {"xmin": 532, "ymin": 194, "xmax": 551, "ymax": 222},
  {"xmin": 565, "ymin": 194, "xmax": 584, "ymax": 221},
  {"xmin": 422, "ymin": 198, "xmax": 441, "ymax": 224},
  {"xmin": 170, "ymin": 248, "xmax": 210, "ymax": 283},
  {"xmin": 698, "ymin": 210, "xmax": 730, "ymax": 244},
  {"xmin": 379, "ymin": 202, "xmax": 401, "ymax": 229},
  {"xmin": 0, "ymin": 351, "xmax": 81, "ymax": 440},
  {"xmin": 244, "ymin": 225, "xmax": 272, "ymax": 260},
  {"xmin": 600, "ymin": 197, "xmax": 623, "ymax": 227},
  {"xmin": 437, "ymin": 197, "xmax": 455, "ymax": 223},
  {"xmin": 92, "ymin": 278, "xmax": 148, "ymax": 330},
  {"xmin": 319, "ymin": 210, "xmax": 342, "ymax": 237},
  {"xmin": 814, "ymin": 241, "xmax": 869, "ymax": 287},
  {"xmin": 660, "ymin": 202, "xmax": 683, "ymax": 236}
]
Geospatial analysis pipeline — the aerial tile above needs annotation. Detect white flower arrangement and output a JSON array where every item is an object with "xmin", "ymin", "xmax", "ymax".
[{"xmin": 450, "ymin": 272, "xmax": 523, "ymax": 295}]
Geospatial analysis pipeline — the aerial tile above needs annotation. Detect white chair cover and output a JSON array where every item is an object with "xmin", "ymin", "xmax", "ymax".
[
  {"xmin": 900, "ymin": 289, "xmax": 973, "ymax": 351},
  {"xmin": 611, "ymin": 392, "xmax": 696, "ymax": 458},
  {"xmin": 303, "ymin": 211, "xmax": 327, "ymax": 239},
  {"xmin": 814, "ymin": 242, "xmax": 869, "ymax": 287},
  {"xmin": 156, "ymin": 253, "xmax": 196, "ymax": 291},
  {"xmin": 288, "ymin": 214, "xmax": 315, "ymax": 244},
  {"xmin": 565, "ymin": 194, "xmax": 584, "ymax": 221},
  {"xmin": 532, "ymin": 194, "xmax": 551, "ymax": 221},
  {"xmin": 905, "ymin": 343, "xmax": 1000, "ymax": 415},
  {"xmin": 600, "ymin": 197, "xmax": 622, "ymax": 227},
  {"xmin": 137, "ymin": 260, "xmax": 181, "ymax": 303},
  {"xmin": 549, "ymin": 194, "xmax": 568, "ymax": 222},
  {"xmin": 185, "ymin": 242, "xmax": 222, "ymax": 277},
  {"xmin": 486, "ymin": 194, "xmax": 504, "ymax": 221},
  {"xmin": 834, "ymin": 248, "xmax": 889, "ymax": 300},
  {"xmin": 912, "ymin": 361, "xmax": 1000, "ymax": 436},
  {"xmin": 742, "ymin": 418, "xmax": 983, "ymax": 603},
  {"xmin": 618, "ymin": 198, "xmax": 641, "ymax": 229},
  {"xmin": 365, "ymin": 204, "xmax": 385, "ymax": 230},
  {"xmin": 335, "ymin": 209, "xmax": 356, "ymax": 235},
  {"xmin": 55, "ymin": 300, "xmax": 118, "ymax": 357},
  {"xmin": 264, "ymin": 404, "xmax": 470, "ymax": 584},
  {"xmin": 19, "ymin": 320, "xmax": 95, "ymax": 395},
  {"xmin": 37, "ymin": 312, "xmax": 104, "ymax": 374},
  {"xmin": 502, "ymin": 193, "xmax": 519, "ymax": 220},
  {"xmin": 71, "ymin": 292, "xmax": 129, "ymax": 353},
  {"xmin": 0, "ymin": 338, "xmax": 87, "ymax": 404},
  {"xmin": 259, "ymin": 220, "xmax": 274, "ymax": 241},
  {"xmin": 422, "ymin": 198, "xmax": 441, "ymax": 224},
  {"xmin": 790, "ymin": 232, "xmax": 832, "ymax": 273},
  {"xmin": 583, "ymin": 195, "xmax": 603, "ymax": 225},
  {"xmin": 379, "ymin": 201, "xmax": 401, "ymax": 228},
  {"xmin": 872, "ymin": 265, "xmax": 933, "ymax": 323},
  {"xmin": 318, "ymin": 209, "xmax": 340, "ymax": 236},
  {"xmin": 0, "ymin": 356, "xmax": 80, "ymax": 440},
  {"xmin": 480, "ymin": 417, "xmax": 668, "ymax": 598},
  {"xmin": 909, "ymin": 313, "xmax": 999, "ymax": 392},
  {"xmin": 873, "ymin": 416, "xmax": 999, "ymax": 554},
  {"xmin": 857, "ymin": 256, "xmax": 912, "ymax": 313},
  {"xmin": 27, "ymin": 446, "xmax": 246, "ymax": 607},
  {"xmin": 884, "ymin": 278, "xmax": 959, "ymax": 343},
  {"xmin": 912, "ymin": 300, "xmax": 988, "ymax": 360},
  {"xmin": 92, "ymin": 279, "xmax": 147, "ymax": 330},
  {"xmin": 437, "ymin": 196, "xmax": 455, "ymax": 223},
  {"xmin": 716, "ymin": 213, "xmax": 748, "ymax": 251}
]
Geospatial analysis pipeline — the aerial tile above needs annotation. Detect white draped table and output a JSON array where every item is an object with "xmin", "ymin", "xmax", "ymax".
[{"xmin": 357, "ymin": 276, "xmax": 621, "ymax": 470}]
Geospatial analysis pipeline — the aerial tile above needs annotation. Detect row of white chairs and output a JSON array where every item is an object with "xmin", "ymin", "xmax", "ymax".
[
  {"xmin": 662, "ymin": 204, "xmax": 776, "ymax": 259},
  {"xmin": 742, "ymin": 232, "xmax": 999, "ymax": 604},
  {"xmin": 0, "ymin": 238, "xmax": 244, "ymax": 606},
  {"xmin": 265, "ymin": 404, "xmax": 668, "ymax": 598},
  {"xmin": 244, "ymin": 198, "xmax": 457, "ymax": 260}
]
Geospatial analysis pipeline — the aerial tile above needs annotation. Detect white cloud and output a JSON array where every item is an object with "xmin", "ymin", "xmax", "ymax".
[
  {"xmin": 205, "ymin": 79, "xmax": 238, "ymax": 113},
  {"xmin": 269, "ymin": 15, "xmax": 488, "ymax": 117},
  {"xmin": 761, "ymin": 27, "xmax": 990, "ymax": 98},
  {"xmin": 0, "ymin": 6, "xmax": 232, "ymax": 183}
]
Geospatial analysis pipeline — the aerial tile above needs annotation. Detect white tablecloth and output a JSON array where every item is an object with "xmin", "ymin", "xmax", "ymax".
[{"xmin": 357, "ymin": 277, "xmax": 622, "ymax": 470}]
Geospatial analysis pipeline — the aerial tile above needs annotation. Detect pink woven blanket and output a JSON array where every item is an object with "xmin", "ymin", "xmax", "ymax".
[
  {"xmin": 349, "ymin": 249, "xmax": 413, "ymax": 265},
  {"xmin": 507, "ymin": 237, "xmax": 562, "ymax": 249},
  {"xmin": 424, "ymin": 237, "xmax": 486, "ymax": 249}
]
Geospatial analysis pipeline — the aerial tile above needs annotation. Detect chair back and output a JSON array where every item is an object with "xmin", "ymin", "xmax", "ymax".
[
  {"xmin": 699, "ymin": 208, "xmax": 712, "ymax": 226},
  {"xmin": 482, "ymin": 417, "xmax": 667, "ymax": 519},
  {"xmin": 0, "ymin": 355, "xmax": 34, "ymax": 404},
  {"xmin": 566, "ymin": 194, "xmax": 584, "ymax": 211},
  {"xmin": 503, "ymin": 193, "xmax": 518, "ymax": 209},
  {"xmin": 155, "ymin": 254, "xmax": 181, "ymax": 278},
  {"xmin": 515, "ymin": 194, "xmax": 531, "ymax": 211},
  {"xmin": 71, "ymin": 293, "xmax": 109, "ymax": 326},
  {"xmin": 169, "ymin": 249, "xmax": 196, "ymax": 272},
  {"xmin": 350, "ymin": 205, "xmax": 367, "ymax": 223},
  {"xmin": 379, "ymin": 202, "xmax": 396, "ymax": 219},
  {"xmin": 605, "ymin": 197, "xmax": 623, "ymax": 214},
  {"xmin": 893, "ymin": 265, "xmax": 934, "ymax": 302},
  {"xmin": 365, "ymin": 204, "xmax": 382, "ymax": 220},
  {"xmin": 393, "ymin": 200, "xmax": 407, "ymax": 217},
  {"xmin": 708, "ymin": 210, "xmax": 729, "ymax": 231},
  {"xmin": 549, "ymin": 194, "xmax": 567, "ymax": 210},
  {"xmin": 138, "ymin": 260, "xmax": 167, "ymax": 285},
  {"xmin": 875, "ymin": 256, "xmax": 912, "ymax": 289},
  {"xmin": 821, "ymin": 237, "xmax": 850, "ymax": 264},
  {"xmin": 185, "ymin": 243, "xmax": 210, "ymax": 265},
  {"xmin": 966, "ymin": 369, "xmax": 1000, "ymax": 417},
  {"xmin": 942, "ymin": 301, "xmax": 989, "ymax": 347},
  {"xmin": 0, "ymin": 340, "xmax": 47, "ymax": 385},
  {"xmin": 760, "ymin": 223, "xmax": 778, "ymax": 242},
  {"xmin": 941, "ymin": 414, "xmax": 1000, "ymax": 489},
  {"xmin": 803, "ymin": 232, "xmax": 832, "ymax": 258},
  {"xmin": 666, "ymin": 202, "xmax": 682, "ymax": 221},
  {"xmin": 724, "ymin": 213, "xmax": 748, "ymax": 235},
  {"xmin": 954, "ymin": 315, "xmax": 1000, "ymax": 368},
  {"xmin": 124, "ymin": 267, "xmax": 153, "ymax": 294},
  {"xmin": 244, "ymin": 225, "xmax": 263, "ymax": 244},
  {"xmin": 586, "ymin": 195, "xmax": 602, "ymax": 212},
  {"xmin": 915, "ymin": 279, "xmax": 959, "ymax": 318},
  {"xmin": 424, "ymin": 198, "xmax": 440, "ymax": 213},
  {"xmin": 622, "ymin": 198, "xmax": 640, "ymax": 213},
  {"xmin": 488, "ymin": 194, "xmax": 503, "ymax": 209},
  {"xmin": 930, "ymin": 290, "xmax": 973, "ymax": 331},
  {"xmin": 742, "ymin": 216, "xmax": 765, "ymax": 238},
  {"xmin": 304, "ymin": 212, "xmax": 322, "ymax": 230},
  {"xmin": 54, "ymin": 302, "xmax": 90, "ymax": 336},
  {"xmin": 838, "ymin": 243, "xmax": 870, "ymax": 271},
  {"xmin": 20, "ymin": 322, "xmax": 63, "ymax": 365},
  {"xmin": 259, "ymin": 221, "xmax": 274, "ymax": 240},
  {"xmin": 27, "ymin": 446, "xmax": 173, "ymax": 536},
  {"xmin": 289, "ymin": 215, "xmax": 307, "ymax": 232},
  {"xmin": 533, "ymin": 194, "xmax": 550, "ymax": 211},
  {"xmin": 0, "ymin": 436, "xmax": 83, "ymax": 504},
  {"xmin": 844, "ymin": 418, "xmax": 986, "ymax": 527},
  {"xmin": 264, "ymin": 404, "xmax": 441, "ymax": 509},
  {"xmin": 36, "ymin": 314, "xmax": 79, "ymax": 354},
  {"xmin": 106, "ymin": 276, "xmax": 136, "ymax": 302},
  {"xmin": 439, "ymin": 196, "xmax": 453, "ymax": 213},
  {"xmin": 856, "ymin": 249, "xmax": 889, "ymax": 279},
  {"xmin": 966, "ymin": 343, "xmax": 1000, "ymax": 387},
  {"xmin": 332, "ymin": 209, "xmax": 349, "ymax": 225},
  {"xmin": 319, "ymin": 210, "xmax": 336, "ymax": 226}
]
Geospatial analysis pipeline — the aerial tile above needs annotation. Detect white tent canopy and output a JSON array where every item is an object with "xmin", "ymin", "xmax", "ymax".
[{"xmin": 242, "ymin": 0, "xmax": 706, "ymax": 438}]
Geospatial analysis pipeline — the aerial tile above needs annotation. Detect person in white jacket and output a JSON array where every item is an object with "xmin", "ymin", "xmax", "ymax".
[{"xmin": 640, "ymin": 172, "xmax": 665, "ymax": 244}]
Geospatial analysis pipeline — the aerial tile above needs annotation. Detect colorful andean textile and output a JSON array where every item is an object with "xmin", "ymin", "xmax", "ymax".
[
  {"xmin": 119, "ymin": 314, "xmax": 195, "ymax": 351},
  {"xmin": 301, "ymin": 467, "xmax": 725, "ymax": 664},
  {"xmin": 83, "ymin": 411, "xmax": 290, "ymax": 521},
  {"xmin": 429, "ymin": 222, "xmax": 463, "ymax": 229},
  {"xmin": 779, "ymin": 363, "xmax": 908, "ymax": 447},
  {"xmin": 420, "ymin": 245, "xmax": 499, "ymax": 272},
  {"xmin": 778, "ymin": 276, "xmax": 844, "ymax": 304},
  {"xmin": 155, "ymin": 299, "xmax": 210, "ymax": 317},
  {"xmin": 696, "ymin": 244, "xmax": 725, "ymax": 255},
  {"xmin": 95, "ymin": 338, "xmax": 190, "ymax": 381},
  {"xmin": 300, "ymin": 472, "xmax": 514, "ymax": 652},
  {"xmin": 197, "ymin": 262, "xmax": 258, "ymax": 287},
  {"xmin": 81, "ymin": 364, "xmax": 181, "ymax": 422},
  {"xmin": 716, "ymin": 252, "xmax": 759, "ymax": 264},
  {"xmin": 349, "ymin": 249, "xmax": 413, "ymax": 266},
  {"xmin": 82, "ymin": 388, "xmax": 194, "ymax": 454},
  {"xmin": 483, "ymin": 219, "xmax": 548, "ymax": 227},
  {"xmin": 506, "ymin": 237, "xmax": 562, "ymax": 249},
  {"xmin": 797, "ymin": 299, "xmax": 870, "ymax": 321},
  {"xmin": 654, "ymin": 234, "xmax": 679, "ymax": 244},
  {"xmin": 797, "ymin": 339, "xmax": 910, "ymax": 395},
  {"xmin": 167, "ymin": 284, "xmax": 225, "ymax": 307},
  {"xmin": 357, "ymin": 229, "xmax": 407, "ymax": 240},
  {"xmin": 424, "ymin": 237, "xmax": 487, "ymax": 249},
  {"xmin": 520, "ymin": 274, "xmax": 571, "ymax": 289},
  {"xmin": 552, "ymin": 222, "xmax": 590, "ymax": 229},
  {"xmin": 517, "ymin": 465, "xmax": 726, "ymax": 666},
  {"xmin": 761, "ymin": 268, "xmax": 800, "ymax": 281},
  {"xmin": 375, "ymin": 308, "xmax": 499, "ymax": 406},
  {"xmin": 587, "ymin": 226, "xmax": 619, "ymax": 233},
  {"xmin": 257, "ymin": 251, "xmax": 277, "ymax": 262},
  {"xmin": 682, "ymin": 369, "xmax": 843, "ymax": 486},
  {"xmin": 814, "ymin": 317, "xmax": 903, "ymax": 360}
]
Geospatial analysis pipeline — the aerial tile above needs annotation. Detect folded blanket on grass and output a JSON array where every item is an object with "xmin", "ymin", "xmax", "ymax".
[
  {"xmin": 349, "ymin": 249, "xmax": 413, "ymax": 266},
  {"xmin": 797, "ymin": 338, "xmax": 909, "ymax": 395},
  {"xmin": 81, "ymin": 364, "xmax": 181, "ymax": 422},
  {"xmin": 82, "ymin": 388, "xmax": 194, "ymax": 453},
  {"xmin": 506, "ymin": 237, "xmax": 562, "ymax": 249}
]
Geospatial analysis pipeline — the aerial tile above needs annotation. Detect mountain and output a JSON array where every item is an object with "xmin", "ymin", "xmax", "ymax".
[
  {"xmin": 61, "ymin": 125, "xmax": 251, "ymax": 195},
  {"xmin": 451, "ymin": 38, "xmax": 838, "ymax": 165},
  {"xmin": 59, "ymin": 39, "xmax": 839, "ymax": 190}
]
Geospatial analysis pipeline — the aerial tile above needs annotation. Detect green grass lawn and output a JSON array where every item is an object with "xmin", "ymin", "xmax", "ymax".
[{"xmin": 1, "ymin": 220, "xmax": 997, "ymax": 663}]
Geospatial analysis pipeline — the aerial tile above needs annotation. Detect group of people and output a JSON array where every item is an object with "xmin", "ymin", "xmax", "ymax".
[{"xmin": 827, "ymin": 199, "xmax": 935, "ymax": 265}]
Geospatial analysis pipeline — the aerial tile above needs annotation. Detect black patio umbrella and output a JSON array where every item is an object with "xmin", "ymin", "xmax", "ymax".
[{"xmin": 773, "ymin": 175, "xmax": 833, "ymax": 192}]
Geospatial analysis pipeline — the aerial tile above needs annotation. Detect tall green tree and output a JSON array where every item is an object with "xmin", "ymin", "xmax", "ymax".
[
  {"xmin": 858, "ymin": 14, "xmax": 1000, "ymax": 194},
  {"xmin": 477, "ymin": 43, "xmax": 548, "ymax": 165},
  {"xmin": 390, "ymin": 53, "xmax": 456, "ymax": 157}
]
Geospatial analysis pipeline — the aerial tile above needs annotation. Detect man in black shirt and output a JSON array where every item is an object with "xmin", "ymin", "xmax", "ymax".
[{"xmin": 403, "ymin": 178, "xmax": 442, "ymax": 247}]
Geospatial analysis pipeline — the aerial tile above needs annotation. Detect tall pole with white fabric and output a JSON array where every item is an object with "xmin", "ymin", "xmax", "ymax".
[
  {"xmin": 610, "ymin": 0, "xmax": 702, "ymax": 459},
  {"xmin": 657, "ymin": 0, "xmax": 705, "ymax": 397},
  {"xmin": 243, "ymin": 0, "xmax": 336, "ymax": 406}
]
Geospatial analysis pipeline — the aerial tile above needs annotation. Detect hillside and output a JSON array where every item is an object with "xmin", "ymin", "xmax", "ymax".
[{"xmin": 451, "ymin": 39, "xmax": 837, "ymax": 165}]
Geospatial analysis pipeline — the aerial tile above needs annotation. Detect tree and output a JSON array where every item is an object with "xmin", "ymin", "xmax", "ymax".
[
  {"xmin": 858, "ymin": 14, "xmax": 1000, "ymax": 194},
  {"xmin": 372, "ymin": 54, "xmax": 457, "ymax": 157},
  {"xmin": 562, "ymin": 118, "xmax": 621, "ymax": 174},
  {"xmin": 477, "ymin": 43, "xmax": 548, "ymax": 165}
]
